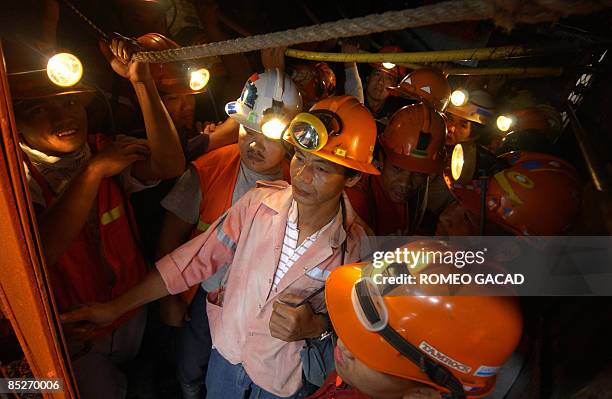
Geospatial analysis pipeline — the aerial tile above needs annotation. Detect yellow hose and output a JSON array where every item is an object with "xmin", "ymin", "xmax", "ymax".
[{"xmin": 285, "ymin": 48, "xmax": 565, "ymax": 76}]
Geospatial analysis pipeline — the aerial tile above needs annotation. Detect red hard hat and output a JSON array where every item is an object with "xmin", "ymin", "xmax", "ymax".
[
  {"xmin": 445, "ymin": 152, "xmax": 582, "ymax": 236},
  {"xmin": 389, "ymin": 68, "xmax": 451, "ymax": 112},
  {"xmin": 380, "ymin": 103, "xmax": 447, "ymax": 174},
  {"xmin": 137, "ymin": 33, "xmax": 209, "ymax": 95}
]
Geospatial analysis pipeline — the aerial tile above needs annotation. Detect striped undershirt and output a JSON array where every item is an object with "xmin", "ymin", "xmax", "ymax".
[{"xmin": 272, "ymin": 200, "xmax": 338, "ymax": 291}]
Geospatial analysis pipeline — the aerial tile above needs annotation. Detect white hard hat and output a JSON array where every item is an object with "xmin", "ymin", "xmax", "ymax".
[{"xmin": 225, "ymin": 69, "xmax": 303, "ymax": 137}]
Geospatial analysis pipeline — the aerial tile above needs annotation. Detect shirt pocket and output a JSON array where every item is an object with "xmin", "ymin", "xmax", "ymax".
[{"xmin": 280, "ymin": 271, "xmax": 329, "ymax": 314}]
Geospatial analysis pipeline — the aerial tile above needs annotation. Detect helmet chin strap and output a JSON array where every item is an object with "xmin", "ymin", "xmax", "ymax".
[{"xmin": 355, "ymin": 280, "xmax": 467, "ymax": 399}]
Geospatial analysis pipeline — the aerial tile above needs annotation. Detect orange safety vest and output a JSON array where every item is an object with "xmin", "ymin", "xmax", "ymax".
[
  {"xmin": 24, "ymin": 134, "xmax": 148, "ymax": 336},
  {"xmin": 180, "ymin": 143, "xmax": 290, "ymax": 303},
  {"xmin": 190, "ymin": 144, "xmax": 290, "ymax": 238}
]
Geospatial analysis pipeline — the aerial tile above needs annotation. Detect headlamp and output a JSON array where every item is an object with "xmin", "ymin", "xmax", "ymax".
[
  {"xmin": 287, "ymin": 109, "xmax": 343, "ymax": 152},
  {"xmin": 47, "ymin": 53, "xmax": 83, "ymax": 87},
  {"xmin": 189, "ymin": 68, "xmax": 210, "ymax": 91},
  {"xmin": 450, "ymin": 89, "xmax": 469, "ymax": 107},
  {"xmin": 261, "ymin": 100, "xmax": 290, "ymax": 140},
  {"xmin": 450, "ymin": 142, "xmax": 504, "ymax": 183},
  {"xmin": 261, "ymin": 117, "xmax": 287, "ymax": 140},
  {"xmin": 496, "ymin": 114, "xmax": 515, "ymax": 132},
  {"xmin": 382, "ymin": 62, "xmax": 396, "ymax": 70}
]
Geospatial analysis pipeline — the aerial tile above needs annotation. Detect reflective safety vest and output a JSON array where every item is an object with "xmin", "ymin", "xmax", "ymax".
[
  {"xmin": 24, "ymin": 134, "xmax": 148, "ymax": 336},
  {"xmin": 180, "ymin": 144, "xmax": 289, "ymax": 303},
  {"xmin": 190, "ymin": 144, "xmax": 290, "ymax": 238}
]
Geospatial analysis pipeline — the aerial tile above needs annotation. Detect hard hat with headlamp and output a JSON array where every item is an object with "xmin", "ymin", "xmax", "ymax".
[
  {"xmin": 379, "ymin": 103, "xmax": 447, "ymax": 174},
  {"xmin": 6, "ymin": 40, "xmax": 94, "ymax": 100},
  {"xmin": 495, "ymin": 105, "xmax": 562, "ymax": 138},
  {"xmin": 283, "ymin": 95, "xmax": 380, "ymax": 175},
  {"xmin": 326, "ymin": 239, "xmax": 523, "ymax": 398},
  {"xmin": 369, "ymin": 46, "xmax": 407, "ymax": 82},
  {"xmin": 225, "ymin": 69, "xmax": 302, "ymax": 139},
  {"xmin": 137, "ymin": 33, "xmax": 210, "ymax": 95},
  {"xmin": 445, "ymin": 150, "xmax": 582, "ymax": 236},
  {"xmin": 446, "ymin": 89, "xmax": 495, "ymax": 126},
  {"xmin": 389, "ymin": 68, "xmax": 451, "ymax": 112}
]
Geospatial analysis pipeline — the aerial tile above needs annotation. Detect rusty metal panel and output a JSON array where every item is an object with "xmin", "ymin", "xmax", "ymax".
[{"xmin": 0, "ymin": 40, "xmax": 78, "ymax": 399}]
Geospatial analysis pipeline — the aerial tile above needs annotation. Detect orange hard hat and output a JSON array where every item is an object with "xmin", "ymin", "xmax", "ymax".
[
  {"xmin": 389, "ymin": 68, "xmax": 451, "ymax": 112},
  {"xmin": 284, "ymin": 95, "xmax": 380, "ymax": 175},
  {"xmin": 289, "ymin": 62, "xmax": 336, "ymax": 108},
  {"xmin": 369, "ymin": 45, "xmax": 407, "ymax": 82},
  {"xmin": 380, "ymin": 103, "xmax": 447, "ymax": 174},
  {"xmin": 136, "ymin": 33, "xmax": 210, "ymax": 95},
  {"xmin": 326, "ymin": 240, "xmax": 523, "ymax": 398},
  {"xmin": 445, "ymin": 152, "xmax": 582, "ymax": 236}
]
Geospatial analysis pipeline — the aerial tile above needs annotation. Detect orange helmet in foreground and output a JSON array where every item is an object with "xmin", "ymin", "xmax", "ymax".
[
  {"xmin": 137, "ymin": 33, "xmax": 210, "ymax": 95},
  {"xmin": 284, "ymin": 96, "xmax": 380, "ymax": 175},
  {"xmin": 380, "ymin": 103, "xmax": 447, "ymax": 174},
  {"xmin": 389, "ymin": 68, "xmax": 451, "ymax": 112},
  {"xmin": 326, "ymin": 239, "xmax": 523, "ymax": 398}
]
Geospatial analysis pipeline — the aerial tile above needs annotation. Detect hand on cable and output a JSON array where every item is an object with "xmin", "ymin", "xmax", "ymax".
[
  {"xmin": 261, "ymin": 46, "xmax": 287, "ymax": 72},
  {"xmin": 99, "ymin": 34, "xmax": 152, "ymax": 83}
]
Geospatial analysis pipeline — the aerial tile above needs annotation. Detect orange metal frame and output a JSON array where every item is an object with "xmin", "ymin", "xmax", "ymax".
[{"xmin": 0, "ymin": 41, "xmax": 78, "ymax": 398}]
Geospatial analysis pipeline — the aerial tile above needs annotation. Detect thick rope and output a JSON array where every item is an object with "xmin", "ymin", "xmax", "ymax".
[
  {"xmin": 133, "ymin": 0, "xmax": 495, "ymax": 63},
  {"xmin": 58, "ymin": 0, "xmax": 609, "ymax": 64}
]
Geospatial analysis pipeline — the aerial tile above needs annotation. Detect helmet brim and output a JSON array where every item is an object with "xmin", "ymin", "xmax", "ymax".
[{"xmin": 284, "ymin": 134, "xmax": 381, "ymax": 175}]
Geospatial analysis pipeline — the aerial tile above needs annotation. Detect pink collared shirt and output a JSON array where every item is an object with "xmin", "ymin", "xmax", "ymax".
[{"xmin": 156, "ymin": 180, "xmax": 372, "ymax": 397}]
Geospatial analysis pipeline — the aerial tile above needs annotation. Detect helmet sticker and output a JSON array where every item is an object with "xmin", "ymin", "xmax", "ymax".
[
  {"xmin": 508, "ymin": 171, "xmax": 535, "ymax": 189},
  {"xmin": 494, "ymin": 171, "xmax": 524, "ymax": 204},
  {"xmin": 421, "ymin": 86, "xmax": 432, "ymax": 94},
  {"xmin": 474, "ymin": 365, "xmax": 501, "ymax": 377},
  {"xmin": 241, "ymin": 79, "xmax": 258, "ymax": 109},
  {"xmin": 419, "ymin": 341, "xmax": 472, "ymax": 374}
]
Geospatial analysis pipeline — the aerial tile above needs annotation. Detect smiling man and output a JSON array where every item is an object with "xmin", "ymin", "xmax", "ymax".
[
  {"xmin": 61, "ymin": 95, "xmax": 380, "ymax": 398},
  {"xmin": 9, "ymin": 36, "xmax": 185, "ymax": 399}
]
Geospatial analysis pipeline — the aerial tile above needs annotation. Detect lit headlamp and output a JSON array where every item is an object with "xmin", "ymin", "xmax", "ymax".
[
  {"xmin": 47, "ymin": 53, "xmax": 83, "ymax": 87},
  {"xmin": 261, "ymin": 100, "xmax": 290, "ymax": 140},
  {"xmin": 496, "ymin": 114, "xmax": 515, "ymax": 132},
  {"xmin": 189, "ymin": 67, "xmax": 210, "ymax": 91},
  {"xmin": 286, "ymin": 109, "xmax": 343, "ymax": 151},
  {"xmin": 450, "ymin": 142, "xmax": 506, "ymax": 183},
  {"xmin": 450, "ymin": 89, "xmax": 469, "ymax": 107}
]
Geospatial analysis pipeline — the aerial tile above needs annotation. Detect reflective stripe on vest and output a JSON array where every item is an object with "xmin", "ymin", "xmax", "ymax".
[{"xmin": 101, "ymin": 205, "xmax": 123, "ymax": 225}]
